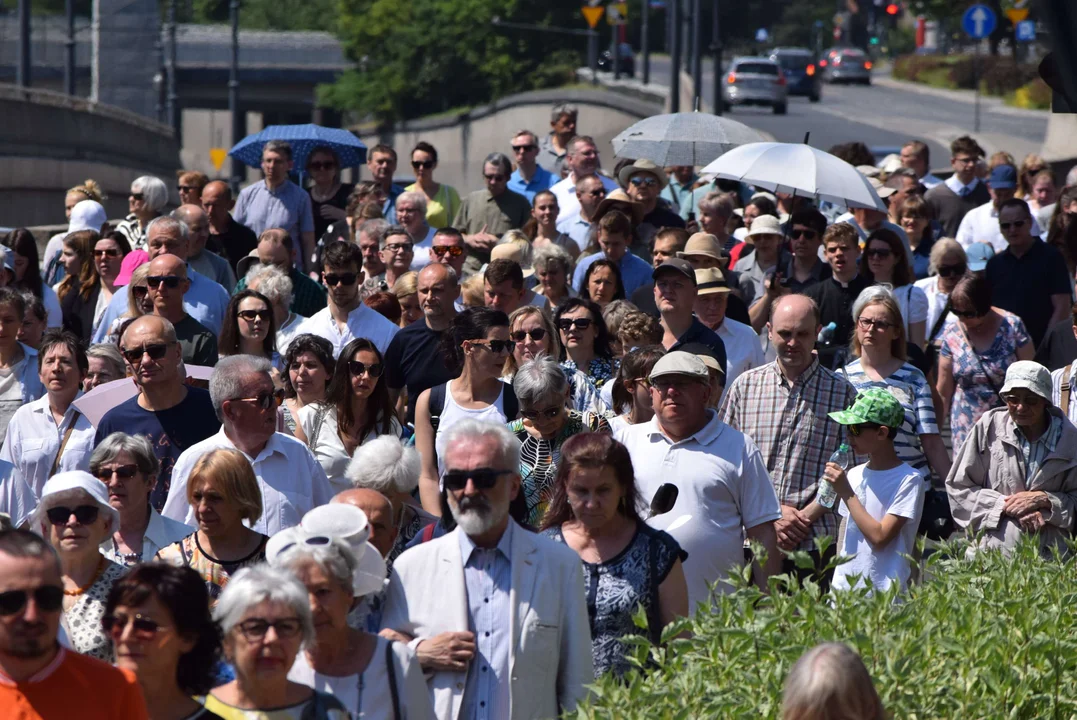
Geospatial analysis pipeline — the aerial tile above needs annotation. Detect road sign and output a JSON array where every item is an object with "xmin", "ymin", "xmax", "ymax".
[
  {"xmin": 755, "ymin": 28, "xmax": 769, "ymax": 43},
  {"xmin": 581, "ymin": 5, "xmax": 604, "ymax": 28},
  {"xmin": 962, "ymin": 4, "xmax": 996, "ymax": 39},
  {"xmin": 209, "ymin": 148, "xmax": 227, "ymax": 172},
  {"xmin": 1005, "ymin": 7, "xmax": 1029, "ymax": 24},
  {"xmin": 1015, "ymin": 20, "xmax": 1035, "ymax": 42},
  {"xmin": 606, "ymin": 2, "xmax": 627, "ymax": 25}
]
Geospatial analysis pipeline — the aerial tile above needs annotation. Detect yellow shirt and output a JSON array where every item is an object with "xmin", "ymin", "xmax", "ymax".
[{"xmin": 404, "ymin": 182, "xmax": 461, "ymax": 229}]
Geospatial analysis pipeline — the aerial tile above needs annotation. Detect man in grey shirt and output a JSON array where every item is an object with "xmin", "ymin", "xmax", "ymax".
[{"xmin": 172, "ymin": 204, "xmax": 235, "ymax": 291}]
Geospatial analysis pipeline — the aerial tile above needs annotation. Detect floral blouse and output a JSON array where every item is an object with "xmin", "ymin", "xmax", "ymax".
[
  {"xmin": 561, "ymin": 356, "xmax": 619, "ymax": 388},
  {"xmin": 63, "ymin": 560, "xmax": 127, "ymax": 662},
  {"xmin": 156, "ymin": 533, "xmax": 268, "ymax": 605}
]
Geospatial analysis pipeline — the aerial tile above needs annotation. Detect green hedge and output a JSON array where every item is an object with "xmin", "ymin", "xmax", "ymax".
[{"xmin": 576, "ymin": 537, "xmax": 1077, "ymax": 719}]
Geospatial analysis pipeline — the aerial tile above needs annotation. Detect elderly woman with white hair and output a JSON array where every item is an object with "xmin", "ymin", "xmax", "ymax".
[
  {"xmin": 246, "ymin": 262, "xmax": 305, "ymax": 353},
  {"xmin": 781, "ymin": 643, "xmax": 885, "ymax": 720},
  {"xmin": 268, "ymin": 504, "xmax": 433, "ymax": 719},
  {"xmin": 914, "ymin": 237, "xmax": 968, "ymax": 343},
  {"xmin": 31, "ymin": 470, "xmax": 126, "ymax": 661},
  {"xmin": 346, "ymin": 435, "xmax": 436, "ymax": 565},
  {"xmin": 532, "ymin": 243, "xmax": 576, "ymax": 307},
  {"xmin": 395, "ymin": 190, "xmax": 435, "ymax": 269},
  {"xmin": 510, "ymin": 355, "xmax": 610, "ymax": 526},
  {"xmin": 116, "ymin": 175, "xmax": 168, "ymax": 250},
  {"xmin": 205, "ymin": 565, "xmax": 350, "ymax": 719}
]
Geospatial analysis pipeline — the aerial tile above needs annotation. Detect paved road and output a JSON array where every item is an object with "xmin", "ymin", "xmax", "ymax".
[{"xmin": 645, "ymin": 57, "xmax": 1048, "ymax": 165}]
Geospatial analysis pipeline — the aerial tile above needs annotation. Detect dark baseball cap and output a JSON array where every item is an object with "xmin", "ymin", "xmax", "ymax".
[{"xmin": 652, "ymin": 258, "xmax": 696, "ymax": 284}]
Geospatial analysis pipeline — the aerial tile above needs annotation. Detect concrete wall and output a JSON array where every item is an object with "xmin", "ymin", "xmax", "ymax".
[{"xmin": 357, "ymin": 88, "xmax": 662, "ymax": 192}]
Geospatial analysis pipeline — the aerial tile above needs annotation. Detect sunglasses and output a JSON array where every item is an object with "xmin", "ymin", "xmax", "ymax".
[
  {"xmin": 999, "ymin": 220, "xmax": 1027, "ymax": 231},
  {"xmin": 470, "ymin": 339, "xmax": 516, "ymax": 354},
  {"xmin": 102, "ymin": 612, "xmax": 169, "ymax": 640},
  {"xmin": 411, "ymin": 160, "xmax": 435, "ymax": 169},
  {"xmin": 231, "ymin": 389, "xmax": 284, "ymax": 411},
  {"xmin": 324, "ymin": 272, "xmax": 358, "ymax": 287},
  {"xmin": 94, "ymin": 248, "xmax": 121, "ymax": 258},
  {"xmin": 236, "ymin": 617, "xmax": 303, "ymax": 642},
  {"xmin": 864, "ymin": 248, "xmax": 893, "ymax": 259},
  {"xmin": 582, "ymin": 189, "xmax": 607, "ymax": 198},
  {"xmin": 237, "ymin": 309, "xmax": 271, "ymax": 322},
  {"xmin": 442, "ymin": 468, "xmax": 505, "ymax": 491},
  {"xmin": 936, "ymin": 264, "xmax": 966, "ymax": 278},
  {"xmin": 146, "ymin": 275, "xmax": 182, "ymax": 290},
  {"xmin": 847, "ymin": 422, "xmax": 881, "ymax": 437},
  {"xmin": 121, "ymin": 342, "xmax": 171, "ymax": 364},
  {"xmin": 511, "ymin": 144, "xmax": 536, "ymax": 153},
  {"xmin": 177, "ymin": 185, "xmax": 196, "ymax": 193},
  {"xmin": 131, "ymin": 286, "xmax": 149, "ymax": 300},
  {"xmin": 309, "ymin": 161, "xmax": 336, "ymax": 171},
  {"xmin": 630, "ymin": 176, "xmax": 658, "ymax": 188},
  {"xmin": 0, "ymin": 586, "xmax": 63, "ymax": 616},
  {"xmin": 129, "ymin": 193, "xmax": 145, "ymax": 201},
  {"xmin": 521, "ymin": 406, "xmax": 561, "ymax": 421},
  {"xmin": 857, "ymin": 317, "xmax": 895, "ymax": 331},
  {"xmin": 484, "ymin": 174, "xmax": 506, "ymax": 182},
  {"xmin": 45, "ymin": 504, "xmax": 100, "ymax": 526},
  {"xmin": 558, "ymin": 318, "xmax": 593, "ymax": 331},
  {"xmin": 385, "ymin": 242, "xmax": 414, "ymax": 253},
  {"xmin": 95, "ymin": 464, "xmax": 138, "ymax": 482},
  {"xmin": 348, "ymin": 360, "xmax": 384, "ymax": 377},
  {"xmin": 951, "ymin": 307, "xmax": 984, "ymax": 319},
  {"xmin": 789, "ymin": 229, "xmax": 817, "ymax": 240},
  {"xmin": 431, "ymin": 245, "xmax": 464, "ymax": 258},
  {"xmin": 510, "ymin": 328, "xmax": 546, "ymax": 343}
]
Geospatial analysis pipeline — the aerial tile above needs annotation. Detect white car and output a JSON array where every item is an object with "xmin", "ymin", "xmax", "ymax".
[{"xmin": 721, "ymin": 57, "xmax": 789, "ymax": 115}]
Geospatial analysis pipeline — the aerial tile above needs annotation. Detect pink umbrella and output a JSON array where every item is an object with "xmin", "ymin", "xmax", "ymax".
[{"xmin": 73, "ymin": 365, "xmax": 214, "ymax": 426}]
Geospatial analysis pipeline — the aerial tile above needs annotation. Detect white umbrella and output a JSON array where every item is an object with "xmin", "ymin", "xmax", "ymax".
[
  {"xmin": 700, "ymin": 142, "xmax": 887, "ymax": 211},
  {"xmin": 611, "ymin": 113, "xmax": 768, "ymax": 167}
]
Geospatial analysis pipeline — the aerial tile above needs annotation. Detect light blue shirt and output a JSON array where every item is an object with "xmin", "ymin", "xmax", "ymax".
[
  {"xmin": 563, "ymin": 217, "xmax": 593, "ymax": 254},
  {"xmin": 572, "ymin": 250, "xmax": 653, "ymax": 297},
  {"xmin": 92, "ymin": 265, "xmax": 231, "ymax": 343},
  {"xmin": 507, "ymin": 166, "xmax": 558, "ymax": 203},
  {"xmin": 660, "ymin": 175, "xmax": 697, "ymax": 216},
  {"xmin": 382, "ymin": 183, "xmax": 406, "ymax": 225},
  {"xmin": 233, "ymin": 179, "xmax": 314, "ymax": 239},
  {"xmin": 459, "ymin": 521, "xmax": 513, "ymax": 720}
]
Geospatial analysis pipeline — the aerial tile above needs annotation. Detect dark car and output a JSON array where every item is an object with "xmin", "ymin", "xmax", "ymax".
[
  {"xmin": 769, "ymin": 47, "xmax": 822, "ymax": 102},
  {"xmin": 820, "ymin": 46, "xmax": 872, "ymax": 85},
  {"xmin": 597, "ymin": 42, "xmax": 635, "ymax": 77}
]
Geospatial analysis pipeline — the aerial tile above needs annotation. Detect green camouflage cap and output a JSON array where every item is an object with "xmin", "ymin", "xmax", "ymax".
[{"xmin": 828, "ymin": 388, "xmax": 905, "ymax": 429}]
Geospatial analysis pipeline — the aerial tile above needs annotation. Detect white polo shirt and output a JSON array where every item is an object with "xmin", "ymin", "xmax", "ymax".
[
  {"xmin": 620, "ymin": 411, "xmax": 781, "ymax": 610},
  {"xmin": 293, "ymin": 300, "xmax": 400, "ymax": 358},
  {"xmin": 714, "ymin": 318, "xmax": 765, "ymax": 387},
  {"xmin": 0, "ymin": 394, "xmax": 96, "ymax": 500},
  {"xmin": 955, "ymin": 199, "xmax": 1042, "ymax": 252},
  {"xmin": 161, "ymin": 428, "xmax": 334, "ymax": 536}
]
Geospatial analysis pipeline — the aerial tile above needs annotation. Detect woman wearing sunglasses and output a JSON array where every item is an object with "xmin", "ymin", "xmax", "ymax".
[
  {"xmin": 862, "ymin": 228, "xmax": 928, "ymax": 349},
  {"xmin": 30, "ymin": 471, "xmax": 126, "ymax": 661},
  {"xmin": 608, "ymin": 345, "xmax": 666, "ymax": 435},
  {"xmin": 296, "ymin": 338, "xmax": 401, "ymax": 494},
  {"xmin": 414, "ymin": 307, "xmax": 517, "ymax": 513},
  {"xmin": 105, "ymin": 262, "xmax": 153, "ymax": 344},
  {"xmin": 404, "ymin": 141, "xmax": 460, "ymax": 230},
  {"xmin": 510, "ymin": 355, "xmax": 610, "ymax": 526},
  {"xmin": 553, "ymin": 297, "xmax": 618, "ymax": 389},
  {"xmin": 306, "ymin": 146, "xmax": 354, "ymax": 243},
  {"xmin": 104, "ymin": 564, "xmax": 224, "ymax": 720},
  {"xmin": 206, "ymin": 565, "xmax": 349, "ymax": 719},
  {"xmin": 914, "ymin": 239, "xmax": 967, "ymax": 342},
  {"xmin": 219, "ymin": 290, "xmax": 278, "ymax": 367}
]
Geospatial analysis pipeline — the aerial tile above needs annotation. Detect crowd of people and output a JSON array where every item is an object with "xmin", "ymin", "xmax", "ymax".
[{"xmin": 0, "ymin": 103, "xmax": 1075, "ymax": 718}]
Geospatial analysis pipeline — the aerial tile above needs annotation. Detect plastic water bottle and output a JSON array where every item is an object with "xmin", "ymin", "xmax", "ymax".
[
  {"xmin": 817, "ymin": 321, "xmax": 837, "ymax": 346},
  {"xmin": 816, "ymin": 442, "xmax": 854, "ymax": 509}
]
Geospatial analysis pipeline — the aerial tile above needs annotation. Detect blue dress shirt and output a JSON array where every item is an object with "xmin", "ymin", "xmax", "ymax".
[
  {"xmin": 572, "ymin": 251, "xmax": 653, "ymax": 297},
  {"xmin": 460, "ymin": 522, "xmax": 513, "ymax": 720},
  {"xmin": 507, "ymin": 166, "xmax": 558, "ymax": 203}
]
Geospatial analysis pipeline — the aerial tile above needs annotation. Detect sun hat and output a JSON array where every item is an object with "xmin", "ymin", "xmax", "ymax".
[
  {"xmin": 30, "ymin": 470, "xmax": 120, "ymax": 531},
  {"xmin": 69, "ymin": 200, "xmax": 108, "ymax": 234},
  {"xmin": 745, "ymin": 214, "xmax": 784, "ymax": 239},
  {"xmin": 649, "ymin": 350, "xmax": 710, "ymax": 383},
  {"xmin": 592, "ymin": 188, "xmax": 644, "ymax": 224},
  {"xmin": 828, "ymin": 388, "xmax": 905, "ymax": 429},
  {"xmin": 868, "ymin": 176, "xmax": 895, "ymax": 199},
  {"xmin": 617, "ymin": 159, "xmax": 669, "ymax": 190},
  {"xmin": 114, "ymin": 249, "xmax": 150, "ymax": 287},
  {"xmin": 695, "ymin": 267, "xmax": 731, "ymax": 295},
  {"xmin": 965, "ymin": 242, "xmax": 995, "ymax": 272},
  {"xmin": 490, "ymin": 242, "xmax": 534, "ymax": 278},
  {"xmin": 999, "ymin": 360, "xmax": 1052, "ymax": 402},
  {"xmin": 677, "ymin": 233, "xmax": 728, "ymax": 266},
  {"xmin": 857, "ymin": 165, "xmax": 882, "ymax": 179}
]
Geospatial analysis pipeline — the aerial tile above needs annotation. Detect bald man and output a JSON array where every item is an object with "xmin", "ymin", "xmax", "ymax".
[
  {"xmin": 232, "ymin": 229, "xmax": 327, "ymax": 318},
  {"xmin": 147, "ymin": 254, "xmax": 218, "ymax": 367},
  {"xmin": 202, "ymin": 180, "xmax": 259, "ymax": 273},
  {"xmin": 173, "ymin": 204, "xmax": 235, "ymax": 290},
  {"xmin": 333, "ymin": 488, "xmax": 398, "ymax": 559}
]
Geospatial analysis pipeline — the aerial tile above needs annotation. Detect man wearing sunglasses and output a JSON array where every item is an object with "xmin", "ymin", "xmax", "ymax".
[
  {"xmin": 163, "ymin": 355, "xmax": 332, "ymax": 535},
  {"xmin": 453, "ymin": 153, "xmax": 532, "ymax": 277},
  {"xmin": 171, "ymin": 204, "xmax": 236, "ymax": 291},
  {"xmin": 506, "ymin": 130, "xmax": 558, "ymax": 202},
  {"xmin": 619, "ymin": 159, "xmax": 685, "ymax": 253},
  {"xmin": 0, "ymin": 529, "xmax": 149, "ymax": 718},
  {"xmin": 144, "ymin": 254, "xmax": 218, "ymax": 367},
  {"xmin": 383, "ymin": 418, "xmax": 592, "ymax": 720},
  {"xmin": 956, "ymin": 164, "xmax": 1043, "ymax": 254}
]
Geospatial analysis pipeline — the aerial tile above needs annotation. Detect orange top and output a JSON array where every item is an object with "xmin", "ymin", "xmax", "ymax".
[{"xmin": 0, "ymin": 646, "xmax": 149, "ymax": 720}]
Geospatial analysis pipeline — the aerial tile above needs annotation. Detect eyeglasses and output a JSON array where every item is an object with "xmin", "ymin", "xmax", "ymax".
[
  {"xmin": 789, "ymin": 229, "xmax": 817, "ymax": 240},
  {"xmin": 95, "ymin": 465, "xmax": 138, "ymax": 482},
  {"xmin": 348, "ymin": 360, "xmax": 384, "ymax": 377},
  {"xmin": 235, "ymin": 617, "xmax": 303, "ymax": 642},
  {"xmin": 999, "ymin": 220, "xmax": 1027, "ymax": 231},
  {"xmin": 121, "ymin": 342, "xmax": 171, "ymax": 364},
  {"xmin": 129, "ymin": 193, "xmax": 145, "ymax": 201},
  {"xmin": 102, "ymin": 612, "xmax": 170, "ymax": 640},
  {"xmin": 131, "ymin": 286, "xmax": 149, "ymax": 300},
  {"xmin": 309, "ymin": 161, "xmax": 336, "ymax": 171},
  {"xmin": 936, "ymin": 264, "xmax": 966, "ymax": 278},
  {"xmin": 484, "ymin": 174, "xmax": 506, "ymax": 182},
  {"xmin": 385, "ymin": 242, "xmax": 414, "ymax": 253},
  {"xmin": 237, "ymin": 309, "xmax": 271, "ymax": 322},
  {"xmin": 630, "ymin": 176, "xmax": 659, "ymax": 188},
  {"xmin": 631, "ymin": 377, "xmax": 651, "ymax": 389},
  {"xmin": 411, "ymin": 160, "xmax": 435, "ymax": 169},
  {"xmin": 431, "ymin": 245, "xmax": 464, "ymax": 258},
  {"xmin": 557, "ymin": 318, "xmax": 593, "ymax": 331},
  {"xmin": 442, "ymin": 468, "xmax": 506, "ymax": 491},
  {"xmin": 45, "ymin": 505, "xmax": 100, "ymax": 526},
  {"xmin": 857, "ymin": 317, "xmax": 895, "ymax": 331},
  {"xmin": 511, "ymin": 144, "xmax": 536, "ymax": 153},
  {"xmin": 146, "ymin": 275, "xmax": 182, "ymax": 290},
  {"xmin": 864, "ymin": 248, "xmax": 892, "ymax": 259},
  {"xmin": 1003, "ymin": 392, "xmax": 1044, "ymax": 407},
  {"xmin": 951, "ymin": 307, "xmax": 984, "ymax": 319},
  {"xmin": 510, "ymin": 328, "xmax": 546, "ymax": 343},
  {"xmin": 847, "ymin": 422, "xmax": 881, "ymax": 437},
  {"xmin": 231, "ymin": 389, "xmax": 284, "ymax": 411},
  {"xmin": 94, "ymin": 248, "xmax": 121, "ymax": 258},
  {"xmin": 0, "ymin": 586, "xmax": 63, "ymax": 616},
  {"xmin": 520, "ymin": 406, "xmax": 561, "ymax": 421},
  {"xmin": 324, "ymin": 272, "xmax": 358, "ymax": 287},
  {"xmin": 470, "ymin": 339, "xmax": 516, "ymax": 354},
  {"xmin": 177, "ymin": 185, "xmax": 195, "ymax": 193}
]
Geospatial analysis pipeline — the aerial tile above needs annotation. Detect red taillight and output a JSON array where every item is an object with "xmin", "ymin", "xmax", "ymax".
[
  {"xmin": 775, "ymin": 71, "xmax": 787, "ymax": 86},
  {"xmin": 806, "ymin": 64, "xmax": 816, "ymax": 76},
  {"xmin": 864, "ymin": 60, "xmax": 873, "ymax": 70},
  {"xmin": 727, "ymin": 72, "xmax": 737, "ymax": 84},
  {"xmin": 818, "ymin": 59, "xmax": 827, "ymax": 67}
]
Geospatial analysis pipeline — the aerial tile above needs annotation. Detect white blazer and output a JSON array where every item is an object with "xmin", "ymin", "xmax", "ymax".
[{"xmin": 382, "ymin": 523, "xmax": 593, "ymax": 720}]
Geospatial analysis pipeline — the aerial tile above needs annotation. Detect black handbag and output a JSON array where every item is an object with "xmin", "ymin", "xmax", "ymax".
[{"xmin": 918, "ymin": 486, "xmax": 955, "ymax": 540}]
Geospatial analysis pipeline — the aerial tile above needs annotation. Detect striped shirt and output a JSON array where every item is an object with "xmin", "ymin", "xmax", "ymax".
[
  {"xmin": 1015, "ymin": 413, "xmax": 1064, "ymax": 482},
  {"xmin": 841, "ymin": 360, "xmax": 939, "ymax": 478},
  {"xmin": 717, "ymin": 359, "xmax": 857, "ymax": 549},
  {"xmin": 1049, "ymin": 360, "xmax": 1077, "ymax": 425},
  {"xmin": 460, "ymin": 521, "xmax": 513, "ymax": 720}
]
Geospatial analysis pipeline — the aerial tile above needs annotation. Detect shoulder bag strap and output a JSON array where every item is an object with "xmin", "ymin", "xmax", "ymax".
[
  {"xmin": 928, "ymin": 297, "xmax": 951, "ymax": 344},
  {"xmin": 958, "ymin": 324, "xmax": 1002, "ymax": 397},
  {"xmin": 1062, "ymin": 365, "xmax": 1072, "ymax": 418},
  {"xmin": 384, "ymin": 639, "xmax": 401, "ymax": 720},
  {"xmin": 646, "ymin": 532, "xmax": 662, "ymax": 645},
  {"xmin": 49, "ymin": 411, "xmax": 80, "ymax": 478},
  {"xmin": 306, "ymin": 404, "xmax": 331, "ymax": 451}
]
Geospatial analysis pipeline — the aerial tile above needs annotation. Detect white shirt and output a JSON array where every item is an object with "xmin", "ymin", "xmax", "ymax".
[
  {"xmin": 99, "ymin": 508, "xmax": 193, "ymax": 565},
  {"xmin": 890, "ymin": 283, "xmax": 929, "ymax": 337},
  {"xmin": 915, "ymin": 276, "xmax": 955, "ymax": 340},
  {"xmin": 955, "ymin": 199, "xmax": 1043, "ymax": 253},
  {"xmin": 276, "ymin": 313, "xmax": 307, "ymax": 356},
  {"xmin": 620, "ymin": 411, "xmax": 782, "ymax": 610},
  {"xmin": 161, "ymin": 428, "xmax": 334, "ymax": 535},
  {"xmin": 0, "ymin": 394, "xmax": 95, "ymax": 500},
  {"xmin": 944, "ymin": 174, "xmax": 981, "ymax": 196},
  {"xmin": 552, "ymin": 174, "xmax": 619, "ymax": 236},
  {"xmin": 833, "ymin": 462, "xmax": 925, "ymax": 593},
  {"xmin": 0, "ymin": 458, "xmax": 35, "ymax": 527},
  {"xmin": 919, "ymin": 172, "xmax": 943, "ymax": 190},
  {"xmin": 294, "ymin": 302, "xmax": 400, "ymax": 358},
  {"xmin": 43, "ymin": 284, "xmax": 62, "ymax": 328},
  {"xmin": 714, "ymin": 318, "xmax": 765, "ymax": 387},
  {"xmin": 297, "ymin": 404, "xmax": 402, "ymax": 496},
  {"xmin": 410, "ymin": 225, "xmax": 438, "ymax": 272},
  {"xmin": 1050, "ymin": 360, "xmax": 1077, "ymax": 425}
]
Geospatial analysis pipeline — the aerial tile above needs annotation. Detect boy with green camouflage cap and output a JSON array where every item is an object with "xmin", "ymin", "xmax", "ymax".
[{"xmin": 818, "ymin": 388, "xmax": 926, "ymax": 593}]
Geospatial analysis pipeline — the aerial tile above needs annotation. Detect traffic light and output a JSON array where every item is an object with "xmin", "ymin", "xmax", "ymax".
[
  {"xmin": 885, "ymin": 3, "xmax": 899, "ymax": 15},
  {"xmin": 870, "ymin": 35, "xmax": 880, "ymax": 45}
]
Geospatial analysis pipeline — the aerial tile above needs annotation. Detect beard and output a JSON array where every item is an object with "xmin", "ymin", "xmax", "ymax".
[
  {"xmin": 447, "ymin": 493, "xmax": 508, "ymax": 537},
  {"xmin": 3, "ymin": 623, "xmax": 54, "ymax": 658}
]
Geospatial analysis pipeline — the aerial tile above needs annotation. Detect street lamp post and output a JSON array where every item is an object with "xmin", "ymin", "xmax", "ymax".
[
  {"xmin": 16, "ymin": 0, "xmax": 30, "ymax": 88},
  {"xmin": 166, "ymin": 0, "xmax": 178, "ymax": 136},
  {"xmin": 669, "ymin": 0, "xmax": 681, "ymax": 111},
  {"xmin": 229, "ymin": 0, "xmax": 244, "ymax": 192},
  {"xmin": 691, "ymin": 0, "xmax": 702, "ymax": 107},
  {"xmin": 711, "ymin": 0, "xmax": 722, "ymax": 115},
  {"xmin": 64, "ymin": 0, "xmax": 76, "ymax": 96},
  {"xmin": 640, "ymin": 0, "xmax": 649, "ymax": 84}
]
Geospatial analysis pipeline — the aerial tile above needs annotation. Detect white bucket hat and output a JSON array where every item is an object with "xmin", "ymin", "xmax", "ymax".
[
  {"xmin": 745, "ymin": 214, "xmax": 784, "ymax": 239},
  {"xmin": 999, "ymin": 360, "xmax": 1052, "ymax": 402},
  {"xmin": 31, "ymin": 470, "xmax": 120, "ymax": 531}
]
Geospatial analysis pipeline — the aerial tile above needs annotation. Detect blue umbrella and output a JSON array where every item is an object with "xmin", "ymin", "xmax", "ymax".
[{"xmin": 228, "ymin": 124, "xmax": 368, "ymax": 169}]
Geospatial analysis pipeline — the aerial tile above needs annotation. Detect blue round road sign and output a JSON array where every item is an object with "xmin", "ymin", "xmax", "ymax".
[{"xmin": 962, "ymin": 4, "xmax": 996, "ymax": 39}]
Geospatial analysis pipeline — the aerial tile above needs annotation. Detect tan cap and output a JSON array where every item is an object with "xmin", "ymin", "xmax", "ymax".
[
  {"xmin": 617, "ymin": 158, "xmax": 669, "ymax": 190},
  {"xmin": 490, "ymin": 242, "xmax": 534, "ymax": 278},
  {"xmin": 678, "ymin": 233, "xmax": 728, "ymax": 266},
  {"xmin": 868, "ymin": 175, "xmax": 896, "ymax": 199},
  {"xmin": 649, "ymin": 351, "xmax": 710, "ymax": 382},
  {"xmin": 592, "ymin": 188, "xmax": 644, "ymax": 224}
]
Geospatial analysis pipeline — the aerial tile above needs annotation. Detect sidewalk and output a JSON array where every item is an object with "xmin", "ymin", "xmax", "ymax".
[{"xmin": 872, "ymin": 66, "xmax": 1049, "ymax": 120}]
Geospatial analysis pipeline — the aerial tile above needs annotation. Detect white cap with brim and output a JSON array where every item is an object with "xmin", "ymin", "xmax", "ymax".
[
  {"xmin": 69, "ymin": 200, "xmax": 108, "ymax": 234},
  {"xmin": 31, "ymin": 471, "xmax": 120, "ymax": 531},
  {"xmin": 999, "ymin": 360, "xmax": 1052, "ymax": 402},
  {"xmin": 301, "ymin": 504, "xmax": 386, "ymax": 598},
  {"xmin": 649, "ymin": 351, "xmax": 710, "ymax": 383}
]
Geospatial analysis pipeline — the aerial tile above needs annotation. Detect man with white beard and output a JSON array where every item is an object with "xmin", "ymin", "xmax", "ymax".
[{"xmin": 381, "ymin": 419, "xmax": 593, "ymax": 720}]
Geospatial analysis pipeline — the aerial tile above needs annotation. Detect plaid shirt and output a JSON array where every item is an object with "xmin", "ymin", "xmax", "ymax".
[
  {"xmin": 717, "ymin": 359, "xmax": 857, "ymax": 549},
  {"xmin": 1015, "ymin": 413, "xmax": 1064, "ymax": 482}
]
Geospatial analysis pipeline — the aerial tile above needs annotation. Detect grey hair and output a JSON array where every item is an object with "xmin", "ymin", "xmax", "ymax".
[
  {"xmin": 484, "ymin": 152, "xmax": 512, "ymax": 178},
  {"xmin": 245, "ymin": 263, "xmax": 294, "ymax": 309},
  {"xmin": 781, "ymin": 643, "xmax": 884, "ymax": 720},
  {"xmin": 89, "ymin": 432, "xmax": 159, "ymax": 478},
  {"xmin": 357, "ymin": 218, "xmax": 390, "ymax": 246},
  {"xmin": 131, "ymin": 175, "xmax": 169, "ymax": 213},
  {"xmin": 851, "ymin": 284, "xmax": 898, "ymax": 325},
  {"xmin": 602, "ymin": 299, "xmax": 636, "ymax": 338},
  {"xmin": 550, "ymin": 103, "xmax": 578, "ymax": 122},
  {"xmin": 927, "ymin": 237, "xmax": 966, "ymax": 275},
  {"xmin": 86, "ymin": 343, "xmax": 126, "ymax": 379},
  {"xmin": 382, "ymin": 225, "xmax": 411, "ymax": 250},
  {"xmin": 698, "ymin": 191, "xmax": 734, "ymax": 219},
  {"xmin": 270, "ymin": 537, "xmax": 357, "ymax": 598},
  {"xmin": 345, "ymin": 435, "xmax": 421, "ymax": 494},
  {"xmin": 263, "ymin": 140, "xmax": 293, "ymax": 162},
  {"xmin": 213, "ymin": 565, "xmax": 315, "ymax": 648},
  {"xmin": 513, "ymin": 355, "xmax": 569, "ymax": 407},
  {"xmin": 396, "ymin": 191, "xmax": 428, "ymax": 216},
  {"xmin": 533, "ymin": 243, "xmax": 574, "ymax": 277},
  {"xmin": 441, "ymin": 418, "xmax": 522, "ymax": 472},
  {"xmin": 210, "ymin": 354, "xmax": 273, "ymax": 421},
  {"xmin": 145, "ymin": 216, "xmax": 189, "ymax": 242}
]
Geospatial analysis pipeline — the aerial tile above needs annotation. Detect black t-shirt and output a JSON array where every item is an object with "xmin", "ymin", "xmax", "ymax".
[
  {"xmin": 670, "ymin": 317, "xmax": 728, "ymax": 377},
  {"xmin": 174, "ymin": 314, "xmax": 220, "ymax": 367},
  {"xmin": 1035, "ymin": 317, "xmax": 1077, "ymax": 371},
  {"xmin": 805, "ymin": 273, "xmax": 871, "ymax": 369},
  {"xmin": 310, "ymin": 184, "xmax": 355, "ymax": 241},
  {"xmin": 985, "ymin": 240, "xmax": 1071, "ymax": 348},
  {"xmin": 94, "ymin": 386, "xmax": 220, "ymax": 512},
  {"xmin": 384, "ymin": 318, "xmax": 456, "ymax": 425},
  {"xmin": 210, "ymin": 219, "xmax": 259, "ymax": 275}
]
